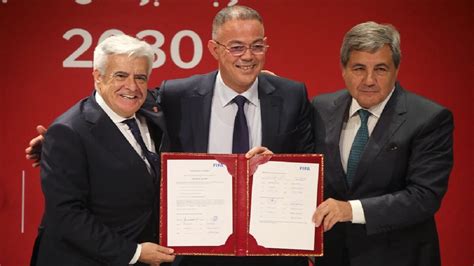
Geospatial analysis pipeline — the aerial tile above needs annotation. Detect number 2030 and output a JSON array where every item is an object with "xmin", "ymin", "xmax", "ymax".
[{"xmin": 62, "ymin": 28, "xmax": 203, "ymax": 69}]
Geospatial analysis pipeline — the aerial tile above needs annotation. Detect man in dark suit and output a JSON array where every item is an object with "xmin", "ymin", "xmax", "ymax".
[
  {"xmin": 27, "ymin": 5, "xmax": 313, "ymax": 266},
  {"xmin": 157, "ymin": 5, "xmax": 313, "ymax": 157},
  {"xmin": 33, "ymin": 35, "xmax": 175, "ymax": 265},
  {"xmin": 155, "ymin": 5, "xmax": 312, "ymax": 266},
  {"xmin": 158, "ymin": 70, "xmax": 313, "ymax": 155},
  {"xmin": 311, "ymin": 21, "xmax": 453, "ymax": 266}
]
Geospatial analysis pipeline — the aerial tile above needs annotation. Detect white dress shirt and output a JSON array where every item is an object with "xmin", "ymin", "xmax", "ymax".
[
  {"xmin": 207, "ymin": 72, "xmax": 262, "ymax": 153},
  {"xmin": 96, "ymin": 91, "xmax": 157, "ymax": 264},
  {"xmin": 340, "ymin": 89, "xmax": 394, "ymax": 224}
]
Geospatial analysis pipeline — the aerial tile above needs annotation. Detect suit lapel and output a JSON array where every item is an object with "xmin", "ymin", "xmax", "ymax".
[
  {"xmin": 181, "ymin": 72, "xmax": 216, "ymax": 152},
  {"xmin": 351, "ymin": 85, "xmax": 407, "ymax": 187},
  {"xmin": 259, "ymin": 75, "xmax": 282, "ymax": 149},
  {"xmin": 139, "ymin": 108, "xmax": 165, "ymax": 152},
  {"xmin": 139, "ymin": 109, "xmax": 166, "ymax": 132},
  {"xmin": 140, "ymin": 90, "xmax": 167, "ymax": 132},
  {"xmin": 326, "ymin": 91, "xmax": 352, "ymax": 194},
  {"xmin": 84, "ymin": 92, "xmax": 152, "ymax": 179}
]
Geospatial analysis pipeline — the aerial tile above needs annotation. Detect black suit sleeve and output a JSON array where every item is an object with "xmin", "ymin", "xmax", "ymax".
[
  {"xmin": 361, "ymin": 108, "xmax": 454, "ymax": 234},
  {"xmin": 41, "ymin": 123, "xmax": 137, "ymax": 264},
  {"xmin": 294, "ymin": 84, "xmax": 315, "ymax": 153},
  {"xmin": 311, "ymin": 98, "xmax": 326, "ymax": 155}
]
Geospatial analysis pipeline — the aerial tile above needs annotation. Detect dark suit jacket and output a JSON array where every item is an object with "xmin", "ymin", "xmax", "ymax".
[
  {"xmin": 312, "ymin": 84, "xmax": 453, "ymax": 266},
  {"xmin": 34, "ymin": 92, "xmax": 165, "ymax": 265},
  {"xmin": 158, "ymin": 71, "xmax": 313, "ymax": 154},
  {"xmin": 155, "ymin": 71, "xmax": 313, "ymax": 266}
]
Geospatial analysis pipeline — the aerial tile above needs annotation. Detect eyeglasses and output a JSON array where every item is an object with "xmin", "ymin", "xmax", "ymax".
[{"xmin": 214, "ymin": 39, "xmax": 269, "ymax": 57}]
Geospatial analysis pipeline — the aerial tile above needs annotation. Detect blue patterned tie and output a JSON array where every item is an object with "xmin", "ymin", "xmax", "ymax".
[
  {"xmin": 232, "ymin": 95, "xmax": 249, "ymax": 154},
  {"xmin": 346, "ymin": 109, "xmax": 370, "ymax": 186},
  {"xmin": 122, "ymin": 118, "xmax": 160, "ymax": 182}
]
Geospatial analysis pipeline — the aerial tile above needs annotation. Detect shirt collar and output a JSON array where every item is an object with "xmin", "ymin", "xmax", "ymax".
[
  {"xmin": 95, "ymin": 90, "xmax": 136, "ymax": 123},
  {"xmin": 349, "ymin": 87, "xmax": 395, "ymax": 119},
  {"xmin": 215, "ymin": 71, "xmax": 259, "ymax": 107}
]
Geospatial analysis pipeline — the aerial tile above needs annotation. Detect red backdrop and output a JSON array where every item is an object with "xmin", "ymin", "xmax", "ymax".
[{"xmin": 0, "ymin": 0, "xmax": 472, "ymax": 265}]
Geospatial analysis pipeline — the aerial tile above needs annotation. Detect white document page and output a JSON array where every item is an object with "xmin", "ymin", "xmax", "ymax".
[
  {"xmin": 167, "ymin": 159, "xmax": 233, "ymax": 246},
  {"xmin": 249, "ymin": 161, "xmax": 318, "ymax": 250}
]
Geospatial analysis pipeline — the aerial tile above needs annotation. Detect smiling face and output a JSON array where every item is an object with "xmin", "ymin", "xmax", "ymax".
[
  {"xmin": 342, "ymin": 45, "xmax": 399, "ymax": 108},
  {"xmin": 208, "ymin": 19, "xmax": 266, "ymax": 93},
  {"xmin": 93, "ymin": 54, "xmax": 149, "ymax": 117}
]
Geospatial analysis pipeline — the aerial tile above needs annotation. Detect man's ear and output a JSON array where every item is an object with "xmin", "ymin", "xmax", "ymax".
[
  {"xmin": 92, "ymin": 69, "xmax": 102, "ymax": 84},
  {"xmin": 207, "ymin": 40, "xmax": 219, "ymax": 60},
  {"xmin": 341, "ymin": 64, "xmax": 347, "ymax": 79}
]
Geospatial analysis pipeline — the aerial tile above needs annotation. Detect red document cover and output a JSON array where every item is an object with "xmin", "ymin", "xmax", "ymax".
[{"xmin": 160, "ymin": 153, "xmax": 323, "ymax": 256}]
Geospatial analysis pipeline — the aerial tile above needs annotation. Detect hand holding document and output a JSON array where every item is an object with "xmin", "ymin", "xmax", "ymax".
[
  {"xmin": 249, "ymin": 161, "xmax": 318, "ymax": 250},
  {"xmin": 160, "ymin": 153, "xmax": 323, "ymax": 256}
]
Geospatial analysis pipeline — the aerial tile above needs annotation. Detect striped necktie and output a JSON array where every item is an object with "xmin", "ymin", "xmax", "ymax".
[{"xmin": 122, "ymin": 118, "xmax": 160, "ymax": 182}]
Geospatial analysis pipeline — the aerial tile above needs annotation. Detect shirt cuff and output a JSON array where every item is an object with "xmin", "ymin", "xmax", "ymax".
[
  {"xmin": 129, "ymin": 244, "xmax": 141, "ymax": 264},
  {"xmin": 349, "ymin": 200, "xmax": 366, "ymax": 224}
]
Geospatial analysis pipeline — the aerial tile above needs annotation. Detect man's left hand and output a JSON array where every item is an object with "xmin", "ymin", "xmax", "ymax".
[{"xmin": 245, "ymin": 146, "xmax": 273, "ymax": 158}]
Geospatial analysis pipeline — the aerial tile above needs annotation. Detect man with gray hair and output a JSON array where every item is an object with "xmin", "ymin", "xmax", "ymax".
[
  {"xmin": 27, "ymin": 5, "xmax": 313, "ymax": 266},
  {"xmin": 311, "ymin": 21, "xmax": 453, "ymax": 266},
  {"xmin": 32, "ymin": 34, "xmax": 175, "ymax": 265}
]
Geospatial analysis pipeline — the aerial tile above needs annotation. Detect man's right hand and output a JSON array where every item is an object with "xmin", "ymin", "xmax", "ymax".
[
  {"xmin": 312, "ymin": 198, "xmax": 353, "ymax": 232},
  {"xmin": 139, "ymin": 242, "xmax": 175, "ymax": 265},
  {"xmin": 25, "ymin": 125, "xmax": 47, "ymax": 167}
]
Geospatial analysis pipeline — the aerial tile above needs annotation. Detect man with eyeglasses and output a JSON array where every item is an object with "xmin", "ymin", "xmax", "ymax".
[
  {"xmin": 158, "ymin": 5, "xmax": 313, "ymax": 158},
  {"xmin": 156, "ymin": 5, "xmax": 313, "ymax": 265},
  {"xmin": 26, "ymin": 5, "xmax": 313, "ymax": 266}
]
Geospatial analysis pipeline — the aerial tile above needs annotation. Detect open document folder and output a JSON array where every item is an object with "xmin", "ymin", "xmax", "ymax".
[{"xmin": 160, "ymin": 153, "xmax": 323, "ymax": 256}]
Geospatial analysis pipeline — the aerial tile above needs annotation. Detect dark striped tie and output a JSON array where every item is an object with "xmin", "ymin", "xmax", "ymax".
[
  {"xmin": 346, "ymin": 109, "xmax": 370, "ymax": 186},
  {"xmin": 122, "ymin": 118, "xmax": 160, "ymax": 183}
]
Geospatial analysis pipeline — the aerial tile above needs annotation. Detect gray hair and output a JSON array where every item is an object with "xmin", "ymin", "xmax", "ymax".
[
  {"xmin": 93, "ymin": 34, "xmax": 154, "ymax": 76},
  {"xmin": 212, "ymin": 5, "xmax": 263, "ymax": 40},
  {"xmin": 340, "ymin": 21, "xmax": 401, "ymax": 68}
]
